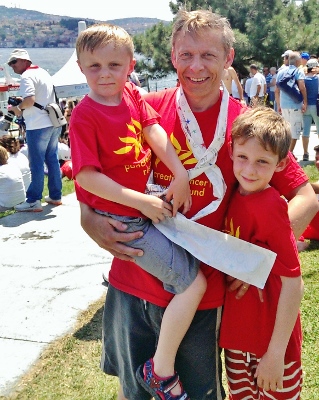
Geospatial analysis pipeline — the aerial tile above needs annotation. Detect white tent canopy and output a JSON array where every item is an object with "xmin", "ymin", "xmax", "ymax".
[{"xmin": 52, "ymin": 21, "xmax": 89, "ymax": 99}]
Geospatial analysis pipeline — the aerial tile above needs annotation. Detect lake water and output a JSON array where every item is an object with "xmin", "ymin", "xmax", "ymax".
[{"xmin": 0, "ymin": 48, "xmax": 177, "ymax": 92}]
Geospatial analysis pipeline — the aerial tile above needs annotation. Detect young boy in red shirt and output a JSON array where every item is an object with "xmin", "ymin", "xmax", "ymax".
[{"xmin": 220, "ymin": 107, "xmax": 304, "ymax": 399}]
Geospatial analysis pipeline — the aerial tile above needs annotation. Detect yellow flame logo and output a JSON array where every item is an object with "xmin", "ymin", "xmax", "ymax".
[
  {"xmin": 224, "ymin": 217, "xmax": 240, "ymax": 238},
  {"xmin": 155, "ymin": 133, "xmax": 198, "ymax": 167},
  {"xmin": 113, "ymin": 118, "xmax": 144, "ymax": 160}
]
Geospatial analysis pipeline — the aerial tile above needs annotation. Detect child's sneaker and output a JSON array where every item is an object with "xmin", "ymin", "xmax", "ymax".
[{"xmin": 136, "ymin": 358, "xmax": 189, "ymax": 400}]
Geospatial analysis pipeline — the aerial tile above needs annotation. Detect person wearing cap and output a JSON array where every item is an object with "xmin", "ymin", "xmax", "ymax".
[
  {"xmin": 302, "ymin": 58, "xmax": 319, "ymax": 161},
  {"xmin": 275, "ymin": 51, "xmax": 307, "ymax": 157},
  {"xmin": 299, "ymin": 51, "xmax": 310, "ymax": 74},
  {"xmin": 278, "ymin": 49, "xmax": 293, "ymax": 71},
  {"xmin": 7, "ymin": 48, "xmax": 62, "ymax": 212}
]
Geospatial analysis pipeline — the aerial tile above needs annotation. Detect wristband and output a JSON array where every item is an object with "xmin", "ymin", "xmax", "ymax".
[{"xmin": 17, "ymin": 105, "xmax": 22, "ymax": 112}]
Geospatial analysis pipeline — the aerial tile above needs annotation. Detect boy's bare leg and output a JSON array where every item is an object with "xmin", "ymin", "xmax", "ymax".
[
  {"xmin": 152, "ymin": 270, "xmax": 207, "ymax": 395},
  {"xmin": 117, "ymin": 384, "xmax": 127, "ymax": 400}
]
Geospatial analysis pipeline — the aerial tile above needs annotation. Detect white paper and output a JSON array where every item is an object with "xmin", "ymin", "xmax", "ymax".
[{"xmin": 154, "ymin": 213, "xmax": 277, "ymax": 289}]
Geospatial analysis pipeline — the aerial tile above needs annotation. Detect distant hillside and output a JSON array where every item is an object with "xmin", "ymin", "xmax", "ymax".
[
  {"xmin": 0, "ymin": 6, "xmax": 169, "ymax": 35},
  {"xmin": 0, "ymin": 6, "xmax": 170, "ymax": 48}
]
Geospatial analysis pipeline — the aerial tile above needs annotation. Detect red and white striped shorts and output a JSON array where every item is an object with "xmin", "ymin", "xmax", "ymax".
[{"xmin": 224, "ymin": 349, "xmax": 303, "ymax": 399}]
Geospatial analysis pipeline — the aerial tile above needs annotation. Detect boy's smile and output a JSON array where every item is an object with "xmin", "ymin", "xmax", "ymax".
[{"xmin": 232, "ymin": 137, "xmax": 287, "ymax": 196}]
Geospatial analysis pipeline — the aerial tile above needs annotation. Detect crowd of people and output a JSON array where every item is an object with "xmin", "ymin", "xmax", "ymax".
[
  {"xmin": 1, "ymin": 7, "xmax": 319, "ymax": 400},
  {"xmin": 231, "ymin": 50, "xmax": 319, "ymax": 163}
]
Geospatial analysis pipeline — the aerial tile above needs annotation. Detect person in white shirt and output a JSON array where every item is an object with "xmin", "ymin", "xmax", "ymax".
[
  {"xmin": 0, "ymin": 145, "xmax": 26, "ymax": 211},
  {"xmin": 0, "ymin": 134, "xmax": 31, "ymax": 190},
  {"xmin": 249, "ymin": 64, "xmax": 267, "ymax": 107}
]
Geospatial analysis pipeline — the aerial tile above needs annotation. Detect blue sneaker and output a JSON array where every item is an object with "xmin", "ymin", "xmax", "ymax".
[{"xmin": 136, "ymin": 358, "xmax": 189, "ymax": 400}]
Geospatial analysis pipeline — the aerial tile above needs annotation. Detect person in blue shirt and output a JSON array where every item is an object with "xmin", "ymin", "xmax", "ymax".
[
  {"xmin": 275, "ymin": 51, "xmax": 307, "ymax": 158},
  {"xmin": 302, "ymin": 58, "xmax": 319, "ymax": 161}
]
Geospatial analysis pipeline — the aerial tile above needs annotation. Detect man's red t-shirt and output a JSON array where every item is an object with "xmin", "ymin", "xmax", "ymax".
[{"xmin": 106, "ymin": 88, "xmax": 308, "ymax": 309}]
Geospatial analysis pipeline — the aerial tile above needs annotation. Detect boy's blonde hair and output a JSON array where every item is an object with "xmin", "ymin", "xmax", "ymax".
[
  {"xmin": 0, "ymin": 145, "xmax": 8, "ymax": 165},
  {"xmin": 76, "ymin": 23, "xmax": 134, "ymax": 59},
  {"xmin": 231, "ymin": 106, "xmax": 291, "ymax": 161},
  {"xmin": 172, "ymin": 8, "xmax": 235, "ymax": 54}
]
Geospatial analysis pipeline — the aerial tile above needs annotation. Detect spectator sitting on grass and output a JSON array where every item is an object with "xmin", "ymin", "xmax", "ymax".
[
  {"xmin": 0, "ymin": 133, "xmax": 31, "ymax": 190},
  {"xmin": 0, "ymin": 145, "xmax": 26, "ymax": 211}
]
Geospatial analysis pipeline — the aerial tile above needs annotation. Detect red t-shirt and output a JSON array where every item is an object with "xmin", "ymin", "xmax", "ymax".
[
  {"xmin": 70, "ymin": 82, "xmax": 160, "ymax": 217},
  {"xmin": 107, "ymin": 88, "xmax": 308, "ymax": 310},
  {"xmin": 220, "ymin": 187, "xmax": 302, "ymax": 361}
]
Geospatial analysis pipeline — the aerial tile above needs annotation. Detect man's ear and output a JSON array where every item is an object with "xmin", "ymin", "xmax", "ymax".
[
  {"xmin": 224, "ymin": 48, "xmax": 235, "ymax": 69},
  {"xmin": 275, "ymin": 156, "xmax": 289, "ymax": 172},
  {"xmin": 171, "ymin": 48, "xmax": 177, "ymax": 69}
]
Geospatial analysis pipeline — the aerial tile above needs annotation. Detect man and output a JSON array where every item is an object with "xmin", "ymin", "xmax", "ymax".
[
  {"xmin": 249, "ymin": 64, "xmax": 267, "ymax": 107},
  {"xmin": 279, "ymin": 49, "xmax": 293, "ymax": 71},
  {"xmin": 299, "ymin": 51, "xmax": 310, "ymax": 73},
  {"xmin": 262, "ymin": 66, "xmax": 272, "ymax": 106},
  {"xmin": 78, "ymin": 9, "xmax": 318, "ymax": 400},
  {"xmin": 268, "ymin": 66, "xmax": 277, "ymax": 109},
  {"xmin": 8, "ymin": 48, "xmax": 62, "ymax": 212},
  {"xmin": 300, "ymin": 145, "xmax": 319, "ymax": 243},
  {"xmin": 275, "ymin": 51, "xmax": 307, "ymax": 156}
]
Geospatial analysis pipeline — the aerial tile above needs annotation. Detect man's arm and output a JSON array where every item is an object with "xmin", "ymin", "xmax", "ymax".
[
  {"xmin": 275, "ymin": 86, "xmax": 281, "ymax": 113},
  {"xmin": 230, "ymin": 68, "xmax": 244, "ymax": 101},
  {"xmin": 79, "ymin": 202, "xmax": 144, "ymax": 261},
  {"xmin": 311, "ymin": 181, "xmax": 319, "ymax": 194},
  {"xmin": 286, "ymin": 181, "xmax": 319, "ymax": 239},
  {"xmin": 228, "ymin": 181, "xmax": 319, "ymax": 297},
  {"xmin": 296, "ymin": 79, "xmax": 307, "ymax": 113},
  {"xmin": 10, "ymin": 95, "xmax": 35, "ymax": 116}
]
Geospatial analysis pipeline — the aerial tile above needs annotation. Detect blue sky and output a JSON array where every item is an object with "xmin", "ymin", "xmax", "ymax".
[{"xmin": 0, "ymin": 1, "xmax": 174, "ymax": 21}]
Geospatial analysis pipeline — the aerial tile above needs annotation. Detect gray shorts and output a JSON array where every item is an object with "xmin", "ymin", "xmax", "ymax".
[
  {"xmin": 100, "ymin": 285, "xmax": 225, "ymax": 400},
  {"xmin": 95, "ymin": 210, "xmax": 200, "ymax": 294}
]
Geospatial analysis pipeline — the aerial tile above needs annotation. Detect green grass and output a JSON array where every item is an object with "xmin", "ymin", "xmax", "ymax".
[
  {"xmin": 0, "ymin": 176, "xmax": 75, "ymax": 219},
  {"xmin": 1, "ymin": 166, "xmax": 319, "ymax": 399}
]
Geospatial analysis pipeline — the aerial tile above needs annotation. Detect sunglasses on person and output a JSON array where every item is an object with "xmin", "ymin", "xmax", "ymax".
[{"xmin": 8, "ymin": 59, "xmax": 18, "ymax": 66}]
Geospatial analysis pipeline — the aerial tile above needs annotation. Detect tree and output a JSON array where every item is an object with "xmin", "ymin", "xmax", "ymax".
[
  {"xmin": 135, "ymin": 0, "xmax": 319, "ymax": 77},
  {"xmin": 134, "ymin": 22, "xmax": 173, "ymax": 78}
]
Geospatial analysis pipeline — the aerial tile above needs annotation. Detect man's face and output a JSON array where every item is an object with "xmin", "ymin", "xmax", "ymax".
[
  {"xmin": 315, "ymin": 151, "xmax": 319, "ymax": 171},
  {"xmin": 263, "ymin": 68, "xmax": 269, "ymax": 76},
  {"xmin": 171, "ymin": 28, "xmax": 233, "ymax": 109},
  {"xmin": 250, "ymin": 68, "xmax": 256, "ymax": 76},
  {"xmin": 8, "ymin": 58, "xmax": 29, "ymax": 74}
]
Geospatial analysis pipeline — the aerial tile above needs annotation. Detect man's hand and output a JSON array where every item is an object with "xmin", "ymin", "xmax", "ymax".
[
  {"xmin": 226, "ymin": 275, "xmax": 263, "ymax": 301},
  {"xmin": 80, "ymin": 202, "xmax": 144, "ymax": 261}
]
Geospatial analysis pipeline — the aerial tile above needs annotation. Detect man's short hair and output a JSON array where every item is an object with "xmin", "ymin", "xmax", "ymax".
[{"xmin": 171, "ymin": 8, "xmax": 235, "ymax": 54}]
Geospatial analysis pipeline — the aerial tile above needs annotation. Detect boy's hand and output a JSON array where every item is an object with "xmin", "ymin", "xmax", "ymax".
[
  {"xmin": 255, "ymin": 350, "xmax": 284, "ymax": 392},
  {"xmin": 165, "ymin": 170, "xmax": 192, "ymax": 216},
  {"xmin": 140, "ymin": 195, "xmax": 173, "ymax": 223}
]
